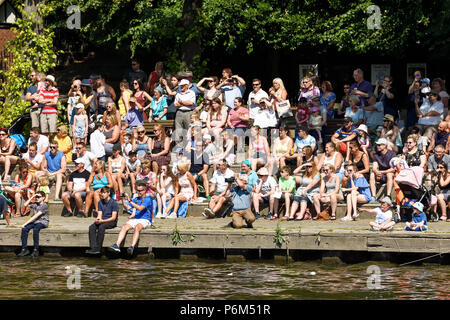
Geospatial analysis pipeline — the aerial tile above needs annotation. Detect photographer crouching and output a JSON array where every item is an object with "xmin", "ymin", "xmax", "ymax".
[{"xmin": 228, "ymin": 174, "xmax": 256, "ymax": 228}]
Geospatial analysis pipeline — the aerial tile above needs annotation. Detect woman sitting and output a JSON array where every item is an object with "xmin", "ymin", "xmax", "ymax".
[
  {"xmin": 149, "ymin": 86, "xmax": 168, "ymax": 121},
  {"xmin": 205, "ymin": 98, "xmax": 228, "ymax": 142},
  {"xmin": 293, "ymin": 146, "xmax": 319, "ymax": 178},
  {"xmin": 401, "ymin": 134, "xmax": 426, "ymax": 169},
  {"xmin": 0, "ymin": 128, "xmax": 21, "ymax": 182},
  {"xmin": 286, "ymin": 162, "xmax": 320, "ymax": 220},
  {"xmin": 227, "ymin": 97, "xmax": 249, "ymax": 150},
  {"xmin": 313, "ymin": 164, "xmax": 343, "ymax": 220},
  {"xmin": 380, "ymin": 114, "xmax": 402, "ymax": 153},
  {"xmin": 155, "ymin": 164, "xmax": 177, "ymax": 219},
  {"xmin": 4, "ymin": 163, "xmax": 33, "ymax": 217},
  {"xmin": 432, "ymin": 162, "xmax": 450, "ymax": 222},
  {"xmin": 132, "ymin": 125, "xmax": 152, "ymax": 161},
  {"xmin": 344, "ymin": 95, "xmax": 364, "ymax": 125},
  {"xmin": 271, "ymin": 126, "xmax": 294, "ymax": 176},
  {"xmin": 103, "ymin": 115, "xmax": 121, "ymax": 157},
  {"xmin": 163, "ymin": 159, "xmax": 197, "ymax": 219},
  {"xmin": 54, "ymin": 125, "xmax": 73, "ymax": 163},
  {"xmin": 210, "ymin": 130, "xmax": 236, "ymax": 170},
  {"xmin": 84, "ymin": 160, "xmax": 113, "ymax": 217},
  {"xmin": 248, "ymin": 125, "xmax": 271, "ymax": 172},
  {"xmin": 346, "ymin": 139, "xmax": 370, "ymax": 182},
  {"xmin": 316, "ymin": 142, "xmax": 344, "ymax": 178},
  {"xmin": 108, "ymin": 144, "xmax": 126, "ymax": 200},
  {"xmin": 149, "ymin": 124, "xmax": 171, "ymax": 173},
  {"xmin": 102, "ymin": 102, "xmax": 122, "ymax": 130},
  {"xmin": 341, "ymin": 164, "xmax": 375, "ymax": 221}
]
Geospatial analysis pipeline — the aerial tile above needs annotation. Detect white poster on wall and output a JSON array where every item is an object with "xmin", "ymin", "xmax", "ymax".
[
  {"xmin": 299, "ymin": 64, "xmax": 318, "ymax": 81},
  {"xmin": 406, "ymin": 63, "xmax": 427, "ymax": 85},
  {"xmin": 371, "ymin": 64, "xmax": 391, "ymax": 85}
]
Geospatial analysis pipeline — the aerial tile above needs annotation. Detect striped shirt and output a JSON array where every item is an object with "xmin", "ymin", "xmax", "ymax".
[{"xmin": 40, "ymin": 87, "xmax": 59, "ymax": 114}]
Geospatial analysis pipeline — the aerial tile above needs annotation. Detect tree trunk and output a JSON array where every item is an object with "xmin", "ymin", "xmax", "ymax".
[{"xmin": 180, "ymin": 0, "xmax": 203, "ymax": 70}]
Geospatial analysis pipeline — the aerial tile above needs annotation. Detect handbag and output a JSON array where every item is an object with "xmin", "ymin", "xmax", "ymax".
[
  {"xmin": 316, "ymin": 206, "xmax": 331, "ymax": 221},
  {"xmin": 276, "ymin": 100, "xmax": 293, "ymax": 118}
]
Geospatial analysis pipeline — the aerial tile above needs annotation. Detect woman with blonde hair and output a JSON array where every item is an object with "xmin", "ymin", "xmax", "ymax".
[
  {"xmin": 313, "ymin": 164, "xmax": 343, "ymax": 220},
  {"xmin": 269, "ymin": 77, "xmax": 288, "ymax": 104},
  {"xmin": 84, "ymin": 160, "xmax": 113, "ymax": 217},
  {"xmin": 205, "ymin": 97, "xmax": 228, "ymax": 142},
  {"xmin": 54, "ymin": 125, "xmax": 73, "ymax": 163},
  {"xmin": 132, "ymin": 124, "xmax": 152, "ymax": 160},
  {"xmin": 103, "ymin": 101, "xmax": 122, "ymax": 130},
  {"xmin": 163, "ymin": 159, "xmax": 197, "ymax": 219}
]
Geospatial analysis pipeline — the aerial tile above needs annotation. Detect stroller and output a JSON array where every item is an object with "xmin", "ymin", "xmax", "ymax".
[{"xmin": 394, "ymin": 166, "xmax": 438, "ymax": 222}]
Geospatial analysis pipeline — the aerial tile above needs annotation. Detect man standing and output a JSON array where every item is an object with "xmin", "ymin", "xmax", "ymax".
[
  {"xmin": 26, "ymin": 70, "xmax": 41, "ymax": 128},
  {"xmin": 247, "ymin": 78, "xmax": 269, "ymax": 119},
  {"xmin": 123, "ymin": 59, "xmax": 148, "ymax": 88},
  {"xmin": 173, "ymin": 79, "xmax": 196, "ymax": 144},
  {"xmin": 349, "ymin": 68, "xmax": 373, "ymax": 107},
  {"xmin": 62, "ymin": 158, "xmax": 90, "ymax": 217},
  {"xmin": 375, "ymin": 76, "xmax": 398, "ymax": 120},
  {"xmin": 108, "ymin": 182, "xmax": 153, "ymax": 256},
  {"xmin": 86, "ymin": 186, "xmax": 118, "ymax": 255},
  {"xmin": 369, "ymin": 138, "xmax": 396, "ymax": 200},
  {"xmin": 38, "ymin": 140, "xmax": 66, "ymax": 201},
  {"xmin": 28, "ymin": 127, "xmax": 49, "ymax": 156},
  {"xmin": 38, "ymin": 75, "xmax": 59, "ymax": 137}
]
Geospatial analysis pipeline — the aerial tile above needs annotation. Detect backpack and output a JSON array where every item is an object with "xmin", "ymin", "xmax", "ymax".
[{"xmin": 10, "ymin": 134, "xmax": 27, "ymax": 153}]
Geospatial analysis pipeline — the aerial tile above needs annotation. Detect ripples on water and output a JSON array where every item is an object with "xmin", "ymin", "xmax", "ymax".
[{"xmin": 0, "ymin": 254, "xmax": 448, "ymax": 300}]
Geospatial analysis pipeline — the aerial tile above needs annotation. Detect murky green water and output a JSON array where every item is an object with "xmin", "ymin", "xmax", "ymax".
[{"xmin": 0, "ymin": 254, "xmax": 448, "ymax": 300}]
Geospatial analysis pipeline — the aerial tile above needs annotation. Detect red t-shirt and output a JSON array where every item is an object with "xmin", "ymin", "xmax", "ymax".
[
  {"xmin": 296, "ymin": 104, "xmax": 309, "ymax": 125},
  {"xmin": 40, "ymin": 87, "xmax": 59, "ymax": 114}
]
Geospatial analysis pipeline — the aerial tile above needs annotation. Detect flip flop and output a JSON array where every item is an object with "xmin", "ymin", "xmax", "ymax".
[
  {"xmin": 288, "ymin": 217, "xmax": 295, "ymax": 221},
  {"xmin": 330, "ymin": 216, "xmax": 336, "ymax": 220},
  {"xmin": 270, "ymin": 216, "xmax": 279, "ymax": 220}
]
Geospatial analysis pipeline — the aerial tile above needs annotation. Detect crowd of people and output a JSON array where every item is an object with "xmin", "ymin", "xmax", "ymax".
[{"xmin": 1, "ymin": 61, "xmax": 449, "ymax": 256}]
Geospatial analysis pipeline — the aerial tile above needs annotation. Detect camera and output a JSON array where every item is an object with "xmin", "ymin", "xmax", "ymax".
[{"xmin": 225, "ymin": 177, "xmax": 235, "ymax": 183}]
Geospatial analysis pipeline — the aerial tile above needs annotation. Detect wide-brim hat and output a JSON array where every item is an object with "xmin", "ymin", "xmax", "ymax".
[
  {"xmin": 257, "ymin": 167, "xmax": 269, "ymax": 176},
  {"xmin": 383, "ymin": 114, "xmax": 394, "ymax": 122},
  {"xmin": 357, "ymin": 124, "xmax": 368, "ymax": 134},
  {"xmin": 380, "ymin": 196, "xmax": 392, "ymax": 207},
  {"xmin": 45, "ymin": 75, "xmax": 56, "ymax": 85},
  {"xmin": 81, "ymin": 79, "xmax": 91, "ymax": 87},
  {"xmin": 412, "ymin": 201, "xmax": 424, "ymax": 212}
]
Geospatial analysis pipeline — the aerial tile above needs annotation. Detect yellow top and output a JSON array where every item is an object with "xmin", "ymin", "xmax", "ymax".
[
  {"xmin": 118, "ymin": 89, "xmax": 133, "ymax": 117},
  {"xmin": 54, "ymin": 135, "xmax": 73, "ymax": 163}
]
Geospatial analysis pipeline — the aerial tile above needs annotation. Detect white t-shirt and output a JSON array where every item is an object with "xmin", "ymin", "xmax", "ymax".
[
  {"xmin": 175, "ymin": 89, "xmax": 196, "ymax": 111},
  {"xmin": 210, "ymin": 168, "xmax": 235, "ymax": 194},
  {"xmin": 253, "ymin": 107, "xmax": 277, "ymax": 128},
  {"xmin": 89, "ymin": 130, "xmax": 106, "ymax": 158},
  {"xmin": 204, "ymin": 143, "xmax": 217, "ymax": 164},
  {"xmin": 375, "ymin": 207, "xmax": 392, "ymax": 225},
  {"xmin": 418, "ymin": 101, "xmax": 444, "ymax": 126},
  {"xmin": 199, "ymin": 110, "xmax": 209, "ymax": 127},
  {"xmin": 259, "ymin": 176, "xmax": 278, "ymax": 195},
  {"xmin": 28, "ymin": 135, "xmax": 49, "ymax": 154},
  {"xmin": 22, "ymin": 152, "xmax": 43, "ymax": 170},
  {"xmin": 77, "ymin": 151, "xmax": 96, "ymax": 172},
  {"xmin": 247, "ymin": 90, "xmax": 269, "ymax": 119}
]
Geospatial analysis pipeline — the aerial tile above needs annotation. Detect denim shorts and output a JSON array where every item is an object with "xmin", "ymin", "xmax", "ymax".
[{"xmin": 293, "ymin": 195, "xmax": 308, "ymax": 203}]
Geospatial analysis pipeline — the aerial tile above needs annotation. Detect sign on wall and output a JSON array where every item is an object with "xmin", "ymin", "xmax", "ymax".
[
  {"xmin": 299, "ymin": 64, "xmax": 318, "ymax": 81},
  {"xmin": 371, "ymin": 64, "xmax": 391, "ymax": 85}
]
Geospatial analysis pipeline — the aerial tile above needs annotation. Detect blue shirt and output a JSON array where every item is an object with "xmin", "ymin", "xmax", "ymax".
[
  {"xmin": 320, "ymin": 92, "xmax": 336, "ymax": 118},
  {"xmin": 98, "ymin": 198, "xmax": 119, "ymax": 221},
  {"xmin": 222, "ymin": 85, "xmax": 245, "ymax": 109},
  {"xmin": 412, "ymin": 212, "xmax": 427, "ymax": 226},
  {"xmin": 344, "ymin": 107, "xmax": 365, "ymax": 123},
  {"xmin": 347, "ymin": 176, "xmax": 374, "ymax": 202},
  {"xmin": 131, "ymin": 196, "xmax": 153, "ymax": 222},
  {"xmin": 349, "ymin": 80, "xmax": 373, "ymax": 106},
  {"xmin": 125, "ymin": 107, "xmax": 144, "ymax": 127},
  {"xmin": 45, "ymin": 151, "xmax": 64, "ymax": 173},
  {"xmin": 230, "ymin": 184, "xmax": 253, "ymax": 211}
]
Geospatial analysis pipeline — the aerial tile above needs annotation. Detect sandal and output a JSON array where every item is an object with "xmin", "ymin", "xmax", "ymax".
[
  {"xmin": 440, "ymin": 216, "xmax": 447, "ymax": 221},
  {"xmin": 281, "ymin": 216, "xmax": 289, "ymax": 221},
  {"xmin": 330, "ymin": 216, "xmax": 336, "ymax": 220},
  {"xmin": 270, "ymin": 216, "xmax": 279, "ymax": 220}
]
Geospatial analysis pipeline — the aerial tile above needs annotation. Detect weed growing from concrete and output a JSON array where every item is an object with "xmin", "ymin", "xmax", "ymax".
[
  {"xmin": 171, "ymin": 224, "xmax": 184, "ymax": 245},
  {"xmin": 274, "ymin": 222, "xmax": 287, "ymax": 247}
]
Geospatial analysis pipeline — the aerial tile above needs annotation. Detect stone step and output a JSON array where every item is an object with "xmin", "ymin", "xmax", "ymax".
[{"xmin": 43, "ymin": 200, "xmax": 379, "ymax": 220}]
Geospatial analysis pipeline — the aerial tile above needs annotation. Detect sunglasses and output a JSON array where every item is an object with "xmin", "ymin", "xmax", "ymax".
[
  {"xmin": 138, "ymin": 131, "xmax": 145, "ymax": 134},
  {"xmin": 253, "ymin": 83, "xmax": 260, "ymax": 87},
  {"xmin": 137, "ymin": 189, "xmax": 146, "ymax": 193},
  {"xmin": 0, "ymin": 133, "xmax": 7, "ymax": 136},
  {"xmin": 50, "ymin": 146, "xmax": 58, "ymax": 149}
]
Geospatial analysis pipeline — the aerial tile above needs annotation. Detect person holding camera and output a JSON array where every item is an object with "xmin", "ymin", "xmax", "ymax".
[
  {"xmin": 203, "ymin": 159, "xmax": 235, "ymax": 218},
  {"xmin": 216, "ymin": 74, "xmax": 246, "ymax": 110},
  {"xmin": 431, "ymin": 162, "xmax": 450, "ymax": 222},
  {"xmin": 228, "ymin": 174, "xmax": 255, "ymax": 229}
]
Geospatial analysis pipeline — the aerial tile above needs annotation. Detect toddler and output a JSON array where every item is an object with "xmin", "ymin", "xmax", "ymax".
[
  {"xmin": 309, "ymin": 106, "xmax": 323, "ymax": 144},
  {"xmin": 72, "ymin": 103, "xmax": 89, "ymax": 144},
  {"xmin": 405, "ymin": 202, "xmax": 428, "ymax": 231},
  {"xmin": 126, "ymin": 151, "xmax": 141, "ymax": 198}
]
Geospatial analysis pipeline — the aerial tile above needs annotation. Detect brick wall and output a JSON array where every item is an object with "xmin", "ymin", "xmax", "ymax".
[{"xmin": 0, "ymin": 28, "xmax": 14, "ymax": 69}]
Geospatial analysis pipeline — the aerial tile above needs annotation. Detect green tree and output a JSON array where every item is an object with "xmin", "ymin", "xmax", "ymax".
[{"xmin": 0, "ymin": 2, "xmax": 59, "ymax": 127}]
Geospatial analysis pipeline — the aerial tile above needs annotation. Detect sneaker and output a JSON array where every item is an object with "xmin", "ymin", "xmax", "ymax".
[
  {"xmin": 254, "ymin": 212, "xmax": 260, "ymax": 219},
  {"xmin": 371, "ymin": 225, "xmax": 380, "ymax": 231},
  {"xmin": 76, "ymin": 213, "xmax": 85, "ymax": 218},
  {"xmin": 127, "ymin": 246, "xmax": 134, "ymax": 256},
  {"xmin": 31, "ymin": 249, "xmax": 39, "ymax": 258},
  {"xmin": 155, "ymin": 212, "xmax": 162, "ymax": 219},
  {"xmin": 17, "ymin": 248, "xmax": 30, "ymax": 257},
  {"xmin": 341, "ymin": 216, "xmax": 352, "ymax": 221},
  {"xmin": 63, "ymin": 211, "xmax": 73, "ymax": 217},
  {"xmin": 265, "ymin": 213, "xmax": 273, "ymax": 220},
  {"xmin": 352, "ymin": 212, "xmax": 360, "ymax": 220},
  {"xmin": 204, "ymin": 208, "xmax": 215, "ymax": 218},
  {"xmin": 108, "ymin": 244, "xmax": 121, "ymax": 253}
]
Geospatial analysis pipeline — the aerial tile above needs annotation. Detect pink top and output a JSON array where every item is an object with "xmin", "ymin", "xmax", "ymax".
[{"xmin": 229, "ymin": 107, "xmax": 249, "ymax": 128}]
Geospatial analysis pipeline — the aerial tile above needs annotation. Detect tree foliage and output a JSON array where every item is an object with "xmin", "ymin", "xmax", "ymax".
[{"xmin": 0, "ymin": 3, "xmax": 59, "ymax": 127}]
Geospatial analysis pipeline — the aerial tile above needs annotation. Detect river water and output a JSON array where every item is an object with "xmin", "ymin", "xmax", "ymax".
[{"xmin": 0, "ymin": 254, "xmax": 448, "ymax": 300}]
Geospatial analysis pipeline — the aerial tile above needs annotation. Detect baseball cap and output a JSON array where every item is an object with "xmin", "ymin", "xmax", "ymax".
[
  {"xmin": 420, "ymin": 78, "xmax": 430, "ymax": 85},
  {"xmin": 179, "ymin": 79, "xmax": 190, "ymax": 86},
  {"xmin": 380, "ymin": 197, "xmax": 392, "ymax": 207},
  {"xmin": 376, "ymin": 138, "xmax": 388, "ymax": 145},
  {"xmin": 203, "ymin": 134, "xmax": 212, "ymax": 141},
  {"xmin": 242, "ymin": 160, "xmax": 251, "ymax": 167},
  {"xmin": 74, "ymin": 158, "xmax": 84, "ymax": 164}
]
